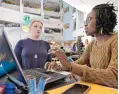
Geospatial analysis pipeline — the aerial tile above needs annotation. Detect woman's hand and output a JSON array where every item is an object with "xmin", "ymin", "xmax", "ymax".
[
  {"xmin": 48, "ymin": 47, "xmax": 71, "ymax": 69},
  {"xmin": 44, "ymin": 61, "xmax": 63, "ymax": 71}
]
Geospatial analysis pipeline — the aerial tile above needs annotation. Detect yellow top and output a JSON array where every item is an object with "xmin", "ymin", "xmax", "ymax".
[
  {"xmin": 75, "ymin": 33, "xmax": 118, "ymax": 88},
  {"xmin": 47, "ymin": 81, "xmax": 118, "ymax": 94}
]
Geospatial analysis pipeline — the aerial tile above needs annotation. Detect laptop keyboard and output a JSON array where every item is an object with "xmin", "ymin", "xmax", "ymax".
[
  {"xmin": 23, "ymin": 69, "xmax": 51, "ymax": 84},
  {"xmin": 33, "ymin": 68, "xmax": 67, "ymax": 84},
  {"xmin": 23, "ymin": 68, "xmax": 67, "ymax": 85},
  {"xmin": 46, "ymin": 72, "xmax": 66, "ymax": 83}
]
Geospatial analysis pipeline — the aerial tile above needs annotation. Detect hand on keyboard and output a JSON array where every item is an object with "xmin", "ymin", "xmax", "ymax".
[{"xmin": 44, "ymin": 61, "xmax": 63, "ymax": 72}]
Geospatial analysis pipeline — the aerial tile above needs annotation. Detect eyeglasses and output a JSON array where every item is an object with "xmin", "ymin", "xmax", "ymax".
[{"xmin": 84, "ymin": 16, "xmax": 96, "ymax": 25}]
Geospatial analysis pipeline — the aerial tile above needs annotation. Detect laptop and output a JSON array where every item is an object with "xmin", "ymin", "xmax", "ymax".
[{"xmin": 0, "ymin": 27, "xmax": 66, "ymax": 91}]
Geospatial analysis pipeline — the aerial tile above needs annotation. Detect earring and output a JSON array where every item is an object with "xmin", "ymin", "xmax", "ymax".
[{"xmin": 100, "ymin": 28, "xmax": 103, "ymax": 35}]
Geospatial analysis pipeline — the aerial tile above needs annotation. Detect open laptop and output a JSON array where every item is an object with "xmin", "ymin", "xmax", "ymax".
[{"xmin": 0, "ymin": 27, "xmax": 66, "ymax": 91}]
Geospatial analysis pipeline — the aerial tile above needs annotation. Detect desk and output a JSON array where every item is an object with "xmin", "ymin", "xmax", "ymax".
[{"xmin": 47, "ymin": 81, "xmax": 118, "ymax": 94}]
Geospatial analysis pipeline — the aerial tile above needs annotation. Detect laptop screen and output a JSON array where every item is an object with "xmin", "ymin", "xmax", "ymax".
[{"xmin": 0, "ymin": 28, "xmax": 27, "ymax": 88}]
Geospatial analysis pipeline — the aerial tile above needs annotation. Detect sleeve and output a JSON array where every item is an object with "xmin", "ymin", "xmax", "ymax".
[
  {"xmin": 80, "ymin": 37, "xmax": 118, "ymax": 88},
  {"xmin": 75, "ymin": 42, "xmax": 92, "ymax": 65},
  {"xmin": 46, "ymin": 42, "xmax": 52, "ymax": 62},
  {"xmin": 14, "ymin": 40, "xmax": 23, "ymax": 68}
]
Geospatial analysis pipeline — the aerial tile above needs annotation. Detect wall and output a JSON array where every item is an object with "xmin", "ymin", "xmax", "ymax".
[
  {"xmin": 73, "ymin": 10, "xmax": 84, "ymax": 37},
  {"xmin": 0, "ymin": 7, "xmax": 21, "ymax": 23},
  {"xmin": 62, "ymin": 1, "xmax": 75, "ymax": 41}
]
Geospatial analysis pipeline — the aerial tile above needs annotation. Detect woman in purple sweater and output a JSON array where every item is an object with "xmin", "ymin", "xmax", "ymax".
[{"xmin": 14, "ymin": 19, "xmax": 51, "ymax": 69}]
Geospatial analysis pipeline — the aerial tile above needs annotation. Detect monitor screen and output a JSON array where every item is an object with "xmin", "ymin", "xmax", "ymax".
[{"xmin": 0, "ymin": 28, "xmax": 27, "ymax": 89}]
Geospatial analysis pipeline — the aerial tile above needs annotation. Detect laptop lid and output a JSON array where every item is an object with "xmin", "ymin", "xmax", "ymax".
[{"xmin": 0, "ymin": 27, "xmax": 27, "ymax": 88}]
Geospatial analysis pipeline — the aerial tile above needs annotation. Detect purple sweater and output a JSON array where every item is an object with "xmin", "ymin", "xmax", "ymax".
[{"xmin": 14, "ymin": 38, "xmax": 51, "ymax": 69}]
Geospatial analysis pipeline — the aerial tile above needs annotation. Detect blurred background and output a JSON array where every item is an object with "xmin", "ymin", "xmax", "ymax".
[{"xmin": 0, "ymin": 0, "xmax": 118, "ymax": 60}]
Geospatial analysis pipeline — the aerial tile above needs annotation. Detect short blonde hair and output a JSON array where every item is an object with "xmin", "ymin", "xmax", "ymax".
[{"xmin": 29, "ymin": 18, "xmax": 43, "ymax": 28}]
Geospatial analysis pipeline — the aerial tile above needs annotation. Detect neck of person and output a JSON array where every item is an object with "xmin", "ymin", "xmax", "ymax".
[
  {"xmin": 95, "ymin": 34, "xmax": 112, "ymax": 43},
  {"xmin": 29, "ymin": 35, "xmax": 40, "ymax": 40}
]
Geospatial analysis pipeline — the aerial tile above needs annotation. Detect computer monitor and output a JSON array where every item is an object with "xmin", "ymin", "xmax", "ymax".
[{"xmin": 0, "ymin": 27, "xmax": 27, "ymax": 90}]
